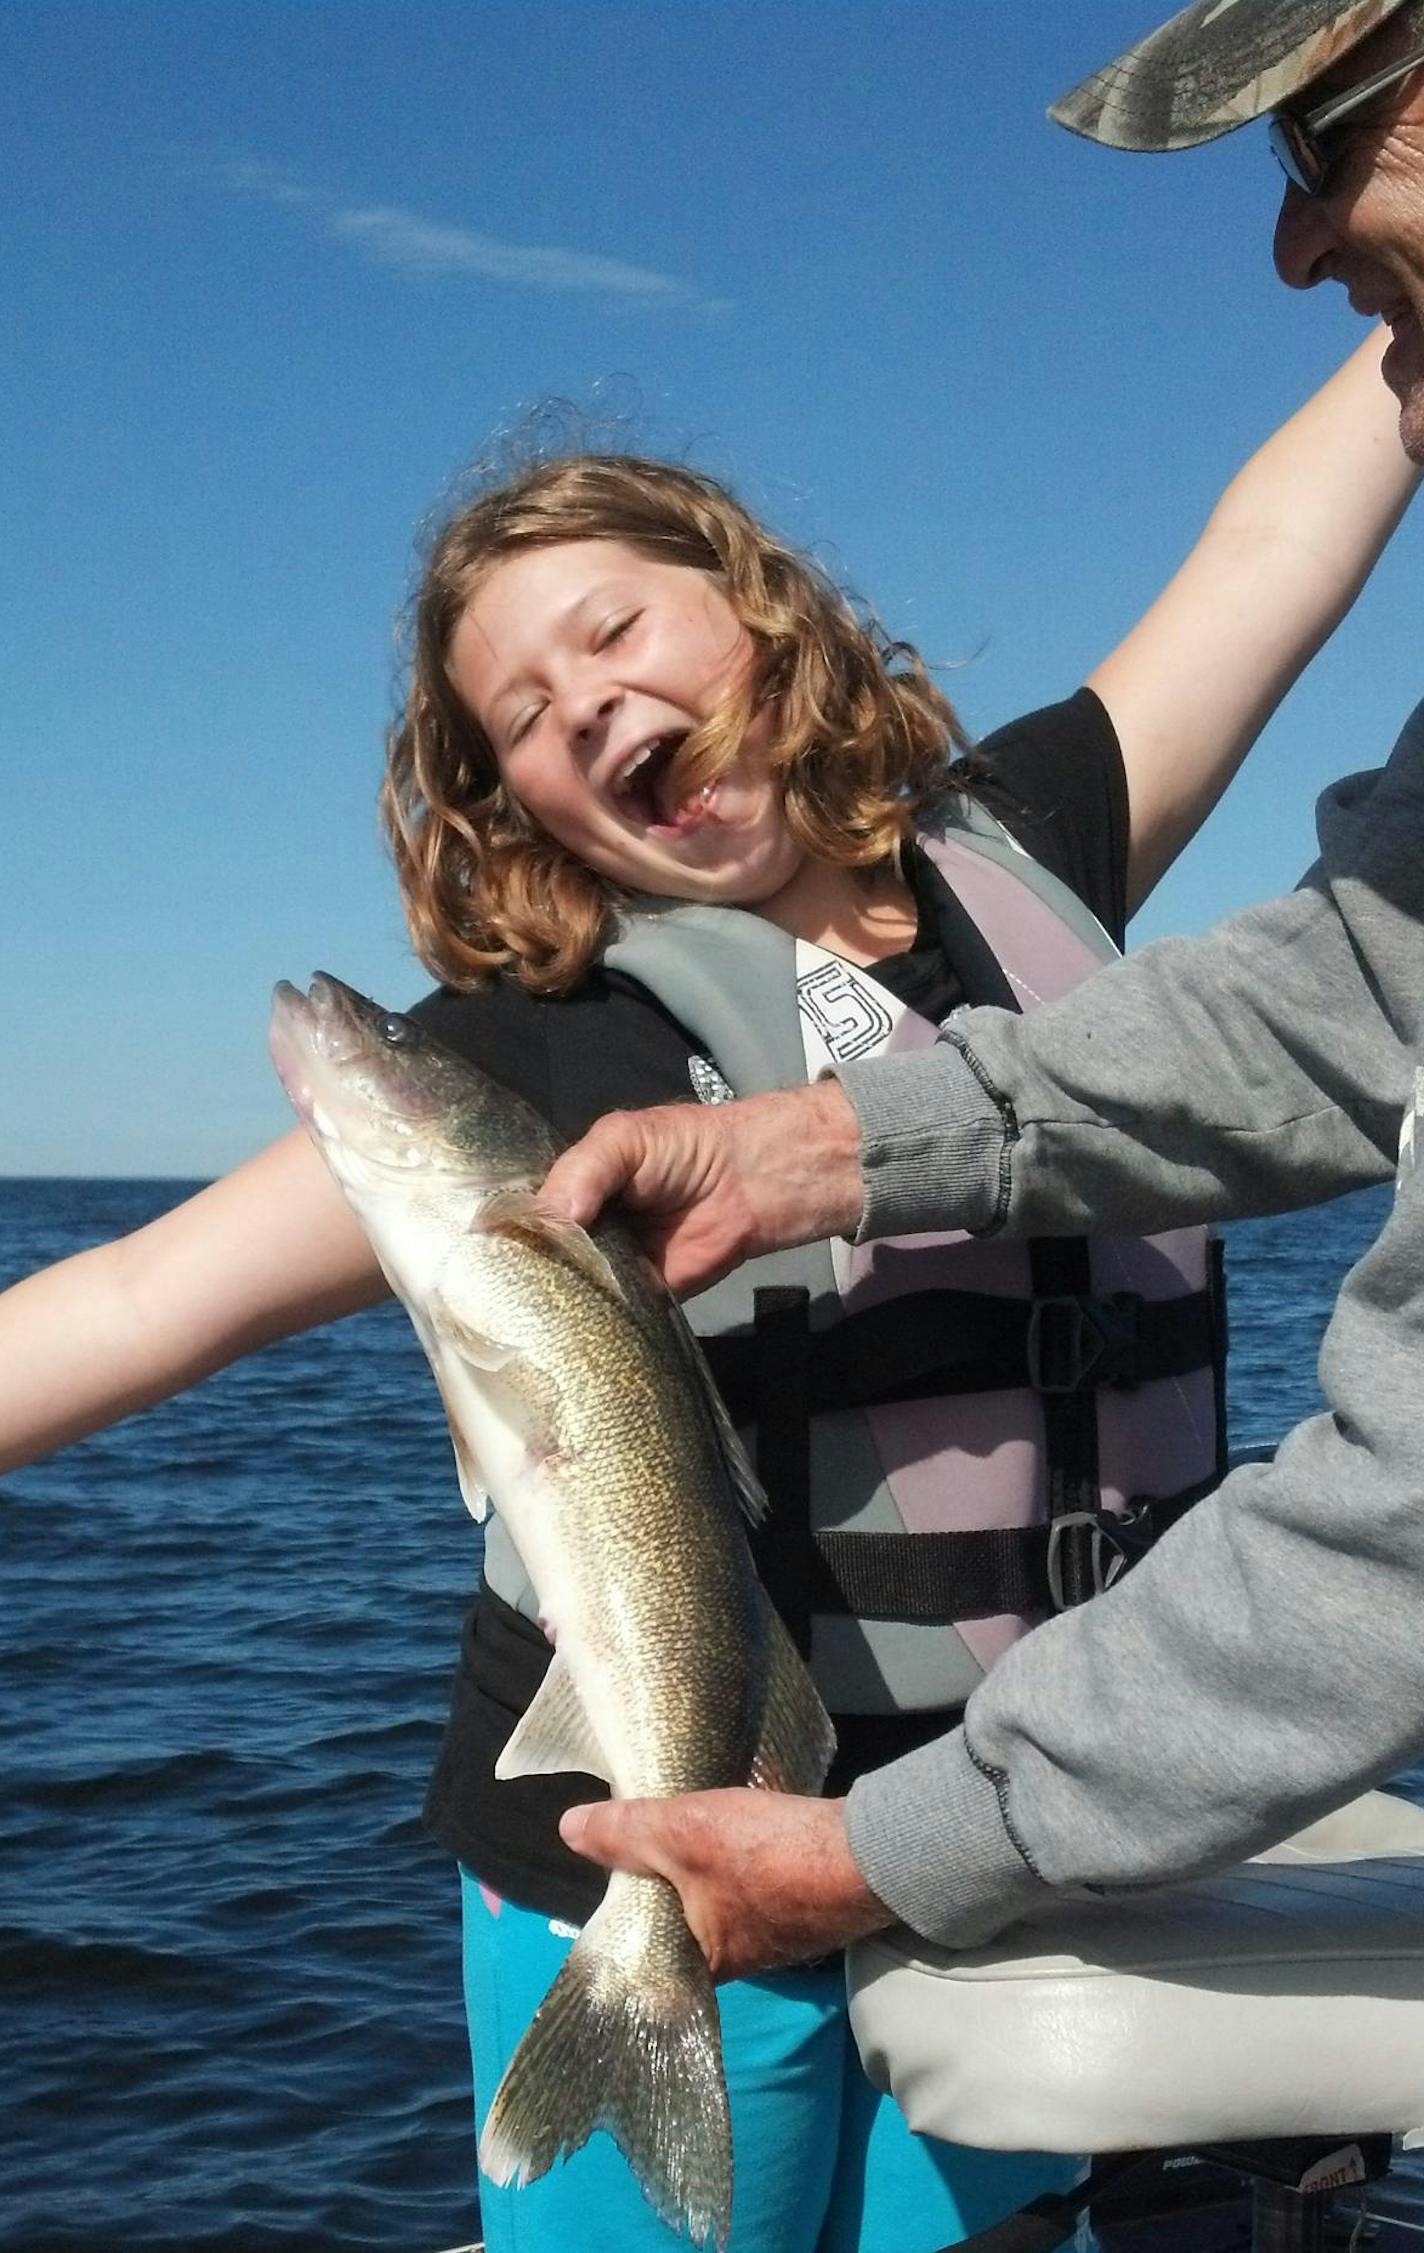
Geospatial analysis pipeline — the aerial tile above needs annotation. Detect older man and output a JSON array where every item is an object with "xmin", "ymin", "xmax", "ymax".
[{"xmin": 541, "ymin": 0, "xmax": 1424, "ymax": 1978}]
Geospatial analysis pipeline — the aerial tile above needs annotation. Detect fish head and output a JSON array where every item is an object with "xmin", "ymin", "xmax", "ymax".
[{"xmin": 269, "ymin": 974, "xmax": 557, "ymax": 1210}]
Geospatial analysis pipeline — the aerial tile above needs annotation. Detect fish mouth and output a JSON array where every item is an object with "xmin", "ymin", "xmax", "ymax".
[
  {"xmin": 269, "ymin": 973, "xmax": 381, "ymax": 1121},
  {"xmin": 272, "ymin": 974, "xmax": 369, "ymax": 1059}
]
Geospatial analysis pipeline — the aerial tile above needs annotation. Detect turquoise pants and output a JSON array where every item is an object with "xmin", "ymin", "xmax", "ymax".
[{"xmin": 460, "ymin": 1872, "xmax": 1078, "ymax": 2252}]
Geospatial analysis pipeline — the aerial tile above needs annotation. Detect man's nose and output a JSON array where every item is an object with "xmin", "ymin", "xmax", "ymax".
[{"xmin": 1273, "ymin": 177, "xmax": 1335, "ymax": 289}]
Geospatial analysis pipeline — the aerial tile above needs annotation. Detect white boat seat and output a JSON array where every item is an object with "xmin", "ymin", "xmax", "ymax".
[{"xmin": 846, "ymin": 1791, "xmax": 1424, "ymax": 2157}]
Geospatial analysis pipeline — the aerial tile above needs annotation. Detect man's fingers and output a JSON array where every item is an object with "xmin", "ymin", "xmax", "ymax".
[
  {"xmin": 560, "ymin": 1797, "xmax": 658, "ymax": 1873},
  {"xmin": 539, "ymin": 1115, "xmax": 643, "ymax": 1227},
  {"xmin": 560, "ymin": 1794, "xmax": 712, "ymax": 1876},
  {"xmin": 558, "ymin": 1799, "xmax": 615, "ymax": 1865}
]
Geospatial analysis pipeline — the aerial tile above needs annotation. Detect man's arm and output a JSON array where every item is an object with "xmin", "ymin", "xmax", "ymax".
[
  {"xmin": 848, "ymin": 1143, "xmax": 1424, "ymax": 1942},
  {"xmin": 538, "ymin": 867, "xmax": 1404, "ymax": 1291},
  {"xmin": 543, "ymin": 710, "xmax": 1424, "ymax": 1280},
  {"xmin": 848, "ymin": 709, "xmax": 1424, "ymax": 1242},
  {"xmin": 845, "ymin": 865, "xmax": 1405, "ymax": 1244}
]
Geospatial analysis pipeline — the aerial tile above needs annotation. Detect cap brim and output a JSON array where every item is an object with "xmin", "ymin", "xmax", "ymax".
[{"xmin": 1051, "ymin": 0, "xmax": 1414, "ymax": 151}]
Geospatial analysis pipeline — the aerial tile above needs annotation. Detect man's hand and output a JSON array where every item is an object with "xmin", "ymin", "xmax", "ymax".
[
  {"xmin": 537, "ymin": 1080, "xmax": 865, "ymax": 1297},
  {"xmin": 559, "ymin": 1789, "xmax": 892, "ymax": 1981}
]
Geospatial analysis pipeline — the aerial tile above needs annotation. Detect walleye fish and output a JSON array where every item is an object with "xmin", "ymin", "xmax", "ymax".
[{"xmin": 269, "ymin": 974, "xmax": 835, "ymax": 2247}]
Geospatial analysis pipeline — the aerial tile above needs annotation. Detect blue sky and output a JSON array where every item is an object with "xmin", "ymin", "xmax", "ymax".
[{"xmin": 5, "ymin": 2, "xmax": 1423, "ymax": 1176}]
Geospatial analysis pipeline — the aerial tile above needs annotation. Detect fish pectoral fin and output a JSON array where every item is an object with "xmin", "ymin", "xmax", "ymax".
[
  {"xmin": 428, "ymin": 1290, "xmax": 523, "ymax": 1373},
  {"xmin": 429, "ymin": 1365, "xmax": 494, "ymax": 1522},
  {"xmin": 476, "ymin": 1188, "xmax": 628, "ymax": 1304},
  {"xmin": 662, "ymin": 1298, "xmax": 768, "ymax": 1525},
  {"xmin": 424, "ymin": 1300, "xmax": 523, "ymax": 1522},
  {"xmin": 494, "ymin": 1652, "xmax": 614, "ymax": 1785},
  {"xmin": 748, "ymin": 1595, "xmax": 837, "ymax": 1796}
]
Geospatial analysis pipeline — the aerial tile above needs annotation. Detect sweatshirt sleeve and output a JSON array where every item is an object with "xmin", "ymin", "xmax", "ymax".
[
  {"xmin": 846, "ymin": 1147, "xmax": 1424, "ymax": 1942},
  {"xmin": 836, "ymin": 705, "xmax": 1424, "ymax": 1244}
]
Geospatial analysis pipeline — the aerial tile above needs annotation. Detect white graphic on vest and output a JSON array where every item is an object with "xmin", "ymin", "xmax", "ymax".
[
  {"xmin": 1398, "ymin": 1066, "xmax": 1424, "ymax": 1188},
  {"xmin": 797, "ymin": 960, "xmax": 894, "ymax": 1062},
  {"xmin": 688, "ymin": 1054, "xmax": 736, "ymax": 1105}
]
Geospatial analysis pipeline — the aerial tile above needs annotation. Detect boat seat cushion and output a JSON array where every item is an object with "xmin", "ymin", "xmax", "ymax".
[{"xmin": 846, "ymin": 1793, "xmax": 1424, "ymax": 2155}]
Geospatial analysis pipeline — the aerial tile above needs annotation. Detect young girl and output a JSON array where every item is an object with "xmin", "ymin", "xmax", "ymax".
[{"xmin": 2, "ymin": 331, "xmax": 1416, "ymax": 2253}]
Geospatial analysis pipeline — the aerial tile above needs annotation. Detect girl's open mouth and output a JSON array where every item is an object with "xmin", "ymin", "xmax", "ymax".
[{"xmin": 612, "ymin": 731, "xmax": 717, "ymax": 834}]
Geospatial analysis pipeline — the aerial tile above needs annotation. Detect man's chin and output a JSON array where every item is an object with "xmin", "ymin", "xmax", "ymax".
[
  {"xmin": 1381, "ymin": 322, "xmax": 1424, "ymax": 463},
  {"xmin": 1395, "ymin": 389, "xmax": 1424, "ymax": 467}
]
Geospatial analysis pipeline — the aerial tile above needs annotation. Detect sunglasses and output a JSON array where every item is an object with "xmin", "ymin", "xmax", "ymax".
[{"xmin": 1270, "ymin": 39, "xmax": 1424, "ymax": 193}]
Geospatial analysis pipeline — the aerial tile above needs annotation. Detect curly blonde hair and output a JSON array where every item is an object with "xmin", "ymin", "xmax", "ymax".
[{"xmin": 382, "ymin": 453, "xmax": 970, "ymax": 993}]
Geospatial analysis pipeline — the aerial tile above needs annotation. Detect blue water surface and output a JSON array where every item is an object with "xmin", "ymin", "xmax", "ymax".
[{"xmin": 0, "ymin": 1177, "xmax": 1416, "ymax": 2253}]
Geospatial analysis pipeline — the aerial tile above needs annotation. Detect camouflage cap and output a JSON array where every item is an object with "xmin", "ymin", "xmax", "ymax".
[{"xmin": 1052, "ymin": 0, "xmax": 1415, "ymax": 151}]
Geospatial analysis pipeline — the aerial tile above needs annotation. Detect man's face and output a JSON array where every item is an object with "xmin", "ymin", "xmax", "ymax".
[{"xmin": 1274, "ymin": 11, "xmax": 1424, "ymax": 458}]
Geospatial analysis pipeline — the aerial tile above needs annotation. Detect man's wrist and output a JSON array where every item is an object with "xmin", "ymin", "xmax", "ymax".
[
  {"xmin": 845, "ymin": 1734, "xmax": 1052, "ymax": 1949},
  {"xmin": 822, "ymin": 1797, "xmax": 894, "ymax": 1937},
  {"xmin": 834, "ymin": 1043, "xmax": 1009, "ymax": 1241},
  {"xmin": 797, "ymin": 1078, "xmax": 866, "ymax": 1240}
]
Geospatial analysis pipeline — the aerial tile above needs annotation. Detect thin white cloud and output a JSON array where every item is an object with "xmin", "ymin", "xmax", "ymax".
[
  {"xmin": 331, "ymin": 205, "xmax": 693, "ymax": 302},
  {"xmin": 208, "ymin": 156, "xmax": 723, "ymax": 314},
  {"xmin": 217, "ymin": 157, "xmax": 323, "ymax": 210}
]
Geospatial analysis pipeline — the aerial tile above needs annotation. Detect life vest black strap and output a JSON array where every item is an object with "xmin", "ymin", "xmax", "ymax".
[
  {"xmin": 699, "ymin": 1281, "xmax": 1217, "ymax": 1424},
  {"xmin": 750, "ymin": 1285, "xmax": 814, "ymax": 1656},
  {"xmin": 1028, "ymin": 1238, "xmax": 1103, "ymax": 1602},
  {"xmin": 810, "ymin": 1480, "xmax": 1213, "ymax": 1623}
]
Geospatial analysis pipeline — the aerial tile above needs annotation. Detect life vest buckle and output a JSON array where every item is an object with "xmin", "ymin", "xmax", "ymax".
[
  {"xmin": 1027, "ymin": 1291, "xmax": 1143, "ymax": 1394},
  {"xmin": 1046, "ymin": 1505, "xmax": 1154, "ymax": 1609}
]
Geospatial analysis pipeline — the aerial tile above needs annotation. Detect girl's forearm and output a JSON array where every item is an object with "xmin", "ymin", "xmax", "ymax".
[
  {"xmin": 0, "ymin": 1133, "xmax": 387, "ymax": 1477},
  {"xmin": 0, "ymin": 1240, "xmax": 198, "ymax": 1472},
  {"xmin": 1096, "ymin": 328, "xmax": 1419, "ymax": 911},
  {"xmin": 1208, "ymin": 327, "xmax": 1420, "ymax": 599}
]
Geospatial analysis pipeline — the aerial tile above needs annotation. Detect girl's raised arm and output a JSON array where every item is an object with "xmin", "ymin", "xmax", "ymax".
[
  {"xmin": 0, "ymin": 1129, "xmax": 386, "ymax": 1476},
  {"xmin": 1088, "ymin": 327, "xmax": 1419, "ymax": 914}
]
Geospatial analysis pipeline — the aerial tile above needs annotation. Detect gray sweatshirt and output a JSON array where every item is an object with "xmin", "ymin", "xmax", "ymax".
[{"xmin": 838, "ymin": 699, "xmax": 1424, "ymax": 1948}]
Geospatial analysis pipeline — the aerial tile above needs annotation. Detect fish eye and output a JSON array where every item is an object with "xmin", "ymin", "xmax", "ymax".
[{"xmin": 378, "ymin": 1013, "xmax": 419, "ymax": 1047}]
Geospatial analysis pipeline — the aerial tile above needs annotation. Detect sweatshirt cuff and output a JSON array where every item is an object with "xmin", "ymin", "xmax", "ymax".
[
  {"xmin": 845, "ymin": 1725, "xmax": 1055, "ymax": 1949},
  {"xmin": 833, "ymin": 1041, "xmax": 1011, "ymax": 1243}
]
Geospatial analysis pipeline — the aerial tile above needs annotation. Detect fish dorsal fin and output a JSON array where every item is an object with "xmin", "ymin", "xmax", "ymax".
[
  {"xmin": 661, "ymin": 1294, "xmax": 768, "ymax": 1525},
  {"xmin": 477, "ymin": 1186, "xmax": 628, "ymax": 1303},
  {"xmin": 494, "ymin": 1651, "xmax": 614, "ymax": 1785},
  {"xmin": 748, "ymin": 1595, "xmax": 837, "ymax": 1795}
]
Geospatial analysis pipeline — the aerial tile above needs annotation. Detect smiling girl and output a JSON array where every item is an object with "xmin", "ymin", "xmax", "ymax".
[{"xmin": 0, "ymin": 332, "xmax": 1417, "ymax": 2252}]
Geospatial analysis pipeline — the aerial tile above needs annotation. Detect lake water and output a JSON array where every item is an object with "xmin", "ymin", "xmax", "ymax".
[{"xmin": 2, "ymin": 1176, "xmax": 1418, "ymax": 2252}]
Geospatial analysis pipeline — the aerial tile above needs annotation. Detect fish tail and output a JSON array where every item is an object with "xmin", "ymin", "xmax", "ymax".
[{"xmin": 479, "ymin": 1870, "xmax": 732, "ymax": 2248}]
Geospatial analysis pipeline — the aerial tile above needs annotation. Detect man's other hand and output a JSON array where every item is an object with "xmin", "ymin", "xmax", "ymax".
[{"xmin": 559, "ymin": 1788, "xmax": 892, "ymax": 1981}]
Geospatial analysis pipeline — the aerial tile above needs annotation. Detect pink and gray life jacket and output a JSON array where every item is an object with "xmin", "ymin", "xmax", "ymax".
[
  {"xmin": 604, "ymin": 797, "xmax": 1226, "ymax": 1720},
  {"xmin": 474, "ymin": 795, "xmax": 1226, "ymax": 1723}
]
